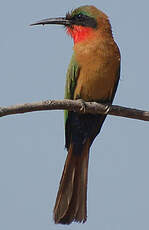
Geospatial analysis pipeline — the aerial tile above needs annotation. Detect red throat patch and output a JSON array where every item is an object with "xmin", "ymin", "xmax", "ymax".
[{"xmin": 66, "ymin": 25, "xmax": 95, "ymax": 44}]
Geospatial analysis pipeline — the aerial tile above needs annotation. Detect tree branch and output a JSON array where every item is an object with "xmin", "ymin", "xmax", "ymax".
[{"xmin": 0, "ymin": 99, "xmax": 149, "ymax": 121}]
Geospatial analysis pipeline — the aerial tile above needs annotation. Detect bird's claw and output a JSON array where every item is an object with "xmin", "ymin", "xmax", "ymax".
[
  {"xmin": 104, "ymin": 105, "xmax": 110, "ymax": 114},
  {"xmin": 78, "ymin": 99, "xmax": 87, "ymax": 113}
]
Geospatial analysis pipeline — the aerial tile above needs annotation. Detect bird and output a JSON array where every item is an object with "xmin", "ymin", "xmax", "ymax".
[{"xmin": 31, "ymin": 5, "xmax": 121, "ymax": 225}]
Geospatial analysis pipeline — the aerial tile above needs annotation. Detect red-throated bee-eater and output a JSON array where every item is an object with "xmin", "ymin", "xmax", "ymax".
[{"xmin": 31, "ymin": 5, "xmax": 120, "ymax": 225}]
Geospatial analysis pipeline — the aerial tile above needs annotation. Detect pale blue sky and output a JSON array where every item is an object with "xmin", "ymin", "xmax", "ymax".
[{"xmin": 0, "ymin": 0, "xmax": 149, "ymax": 230}]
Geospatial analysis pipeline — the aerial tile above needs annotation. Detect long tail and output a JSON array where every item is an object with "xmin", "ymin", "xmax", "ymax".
[{"xmin": 53, "ymin": 140, "xmax": 90, "ymax": 224}]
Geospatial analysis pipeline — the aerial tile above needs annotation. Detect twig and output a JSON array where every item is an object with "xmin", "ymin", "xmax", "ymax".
[{"xmin": 0, "ymin": 99, "xmax": 149, "ymax": 121}]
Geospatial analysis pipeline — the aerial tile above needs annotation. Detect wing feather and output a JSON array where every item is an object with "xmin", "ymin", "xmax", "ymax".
[{"xmin": 64, "ymin": 54, "xmax": 80, "ymax": 149}]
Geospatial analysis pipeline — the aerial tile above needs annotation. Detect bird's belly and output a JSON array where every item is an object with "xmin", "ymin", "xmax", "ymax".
[{"xmin": 74, "ymin": 63, "xmax": 118, "ymax": 101}]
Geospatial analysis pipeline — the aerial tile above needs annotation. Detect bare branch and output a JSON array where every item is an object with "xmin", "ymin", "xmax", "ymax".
[{"xmin": 0, "ymin": 99, "xmax": 149, "ymax": 121}]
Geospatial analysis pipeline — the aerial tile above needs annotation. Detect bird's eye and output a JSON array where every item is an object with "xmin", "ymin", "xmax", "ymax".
[
  {"xmin": 77, "ymin": 13, "xmax": 83, "ymax": 19},
  {"xmin": 71, "ymin": 13, "xmax": 85, "ymax": 21}
]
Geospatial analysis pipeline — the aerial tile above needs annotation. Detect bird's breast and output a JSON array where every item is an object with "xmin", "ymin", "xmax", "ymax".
[{"xmin": 73, "ymin": 39, "xmax": 120, "ymax": 101}]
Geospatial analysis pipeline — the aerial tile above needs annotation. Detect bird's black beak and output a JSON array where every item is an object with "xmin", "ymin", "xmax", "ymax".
[{"xmin": 30, "ymin": 17, "xmax": 71, "ymax": 26}]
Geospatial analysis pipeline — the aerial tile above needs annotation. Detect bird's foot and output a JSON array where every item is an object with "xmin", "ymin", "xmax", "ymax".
[
  {"xmin": 104, "ymin": 104, "xmax": 110, "ymax": 114},
  {"xmin": 77, "ymin": 99, "xmax": 87, "ymax": 113}
]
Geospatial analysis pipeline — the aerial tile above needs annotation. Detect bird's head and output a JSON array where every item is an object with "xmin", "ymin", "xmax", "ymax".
[{"xmin": 31, "ymin": 5, "xmax": 112, "ymax": 44}]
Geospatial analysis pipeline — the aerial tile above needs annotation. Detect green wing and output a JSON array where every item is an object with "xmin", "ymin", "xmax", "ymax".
[
  {"xmin": 64, "ymin": 53, "xmax": 80, "ymax": 125},
  {"xmin": 64, "ymin": 53, "xmax": 80, "ymax": 149}
]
